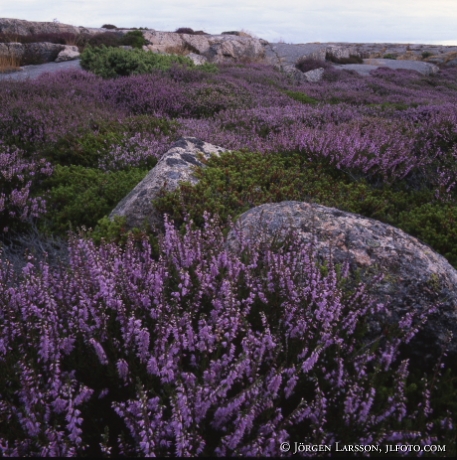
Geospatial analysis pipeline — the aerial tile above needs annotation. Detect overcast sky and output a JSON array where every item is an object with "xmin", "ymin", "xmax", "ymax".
[{"xmin": 2, "ymin": 0, "xmax": 457, "ymax": 45}]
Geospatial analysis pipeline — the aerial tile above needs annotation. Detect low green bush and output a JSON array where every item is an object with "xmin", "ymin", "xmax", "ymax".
[
  {"xmin": 325, "ymin": 53, "xmax": 363, "ymax": 64},
  {"xmin": 295, "ymin": 57, "xmax": 331, "ymax": 73},
  {"xmin": 37, "ymin": 165, "xmax": 149, "ymax": 235},
  {"xmin": 120, "ymin": 30, "xmax": 148, "ymax": 49},
  {"xmin": 397, "ymin": 202, "xmax": 457, "ymax": 265},
  {"xmin": 80, "ymin": 46, "xmax": 200, "ymax": 78},
  {"xmin": 43, "ymin": 130, "xmax": 124, "ymax": 168},
  {"xmin": 87, "ymin": 32, "xmax": 123, "ymax": 49},
  {"xmin": 383, "ymin": 54, "xmax": 398, "ymax": 60},
  {"xmin": 153, "ymin": 149, "xmax": 457, "ymax": 268},
  {"xmin": 41, "ymin": 115, "xmax": 179, "ymax": 168},
  {"xmin": 90, "ymin": 215, "xmax": 160, "ymax": 258},
  {"xmin": 283, "ymin": 89, "xmax": 319, "ymax": 105}
]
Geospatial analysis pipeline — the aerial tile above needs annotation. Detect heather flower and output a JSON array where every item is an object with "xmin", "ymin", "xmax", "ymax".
[{"xmin": 1, "ymin": 59, "xmax": 456, "ymax": 456}]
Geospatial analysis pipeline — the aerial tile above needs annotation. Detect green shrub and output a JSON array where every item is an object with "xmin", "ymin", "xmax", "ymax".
[
  {"xmin": 175, "ymin": 27, "xmax": 195, "ymax": 34},
  {"xmin": 283, "ymin": 90, "xmax": 319, "ymax": 105},
  {"xmin": 153, "ymin": 149, "xmax": 457, "ymax": 268},
  {"xmin": 41, "ymin": 116, "xmax": 179, "ymax": 168},
  {"xmin": 80, "ymin": 46, "xmax": 197, "ymax": 78},
  {"xmin": 87, "ymin": 32, "xmax": 123, "ymax": 49},
  {"xmin": 295, "ymin": 57, "xmax": 331, "ymax": 73},
  {"xmin": 422, "ymin": 51, "xmax": 434, "ymax": 59},
  {"xmin": 101, "ymin": 24, "xmax": 118, "ymax": 30},
  {"xmin": 383, "ymin": 54, "xmax": 398, "ymax": 60},
  {"xmin": 38, "ymin": 165, "xmax": 149, "ymax": 235},
  {"xmin": 325, "ymin": 54, "xmax": 363, "ymax": 64},
  {"xmin": 120, "ymin": 30, "xmax": 148, "ymax": 49},
  {"xmin": 397, "ymin": 203, "xmax": 457, "ymax": 266},
  {"xmin": 43, "ymin": 130, "xmax": 124, "ymax": 168},
  {"xmin": 190, "ymin": 62, "xmax": 219, "ymax": 74},
  {"xmin": 89, "ymin": 215, "xmax": 160, "ymax": 258}
]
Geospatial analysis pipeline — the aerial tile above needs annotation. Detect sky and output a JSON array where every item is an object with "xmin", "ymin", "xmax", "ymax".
[{"xmin": 2, "ymin": 0, "xmax": 457, "ymax": 45}]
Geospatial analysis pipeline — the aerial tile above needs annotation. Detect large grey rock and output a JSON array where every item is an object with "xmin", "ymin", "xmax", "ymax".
[
  {"xmin": 226, "ymin": 201, "xmax": 457, "ymax": 362},
  {"xmin": 187, "ymin": 52, "xmax": 208, "ymax": 65},
  {"xmin": 303, "ymin": 67, "xmax": 324, "ymax": 82},
  {"xmin": 22, "ymin": 42, "xmax": 65, "ymax": 64},
  {"xmin": 0, "ymin": 42, "xmax": 24, "ymax": 60},
  {"xmin": 55, "ymin": 45, "xmax": 80, "ymax": 62},
  {"xmin": 142, "ymin": 30, "xmax": 266, "ymax": 64},
  {"xmin": 325, "ymin": 44, "xmax": 360, "ymax": 61},
  {"xmin": 264, "ymin": 43, "xmax": 327, "ymax": 68},
  {"xmin": 282, "ymin": 64, "xmax": 324, "ymax": 83},
  {"xmin": 0, "ymin": 18, "xmax": 80, "ymax": 36},
  {"xmin": 0, "ymin": 41, "xmax": 66, "ymax": 65},
  {"xmin": 110, "ymin": 138, "xmax": 228, "ymax": 230}
]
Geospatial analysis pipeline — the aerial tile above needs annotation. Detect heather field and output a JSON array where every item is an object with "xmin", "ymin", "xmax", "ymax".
[{"xmin": 1, "ymin": 52, "xmax": 457, "ymax": 456}]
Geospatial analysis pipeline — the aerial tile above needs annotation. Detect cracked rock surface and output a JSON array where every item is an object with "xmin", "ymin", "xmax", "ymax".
[{"xmin": 109, "ymin": 137, "xmax": 228, "ymax": 230}]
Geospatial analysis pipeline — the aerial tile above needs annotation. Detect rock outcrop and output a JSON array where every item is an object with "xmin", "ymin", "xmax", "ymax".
[
  {"xmin": 55, "ymin": 45, "xmax": 80, "ymax": 62},
  {"xmin": 0, "ymin": 41, "xmax": 67, "ymax": 65},
  {"xmin": 0, "ymin": 42, "xmax": 23, "ymax": 60},
  {"xmin": 325, "ymin": 44, "xmax": 361, "ymax": 61},
  {"xmin": 186, "ymin": 52, "xmax": 208, "ymax": 65},
  {"xmin": 109, "ymin": 138, "xmax": 228, "ymax": 230},
  {"xmin": 0, "ymin": 41, "xmax": 80, "ymax": 65},
  {"xmin": 0, "ymin": 18, "xmax": 81, "ymax": 36},
  {"xmin": 142, "ymin": 30, "xmax": 266, "ymax": 64},
  {"xmin": 226, "ymin": 201, "xmax": 457, "ymax": 362},
  {"xmin": 263, "ymin": 43, "xmax": 327, "ymax": 68},
  {"xmin": 324, "ymin": 42, "xmax": 457, "ymax": 63},
  {"xmin": 282, "ymin": 64, "xmax": 325, "ymax": 82},
  {"xmin": 363, "ymin": 58, "xmax": 439, "ymax": 75}
]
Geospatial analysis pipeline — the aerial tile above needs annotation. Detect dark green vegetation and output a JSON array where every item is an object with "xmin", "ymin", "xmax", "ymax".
[
  {"xmin": 325, "ymin": 53, "xmax": 364, "ymax": 64},
  {"xmin": 41, "ymin": 115, "xmax": 178, "ymax": 168},
  {"xmin": 87, "ymin": 30, "xmax": 148, "ymax": 49},
  {"xmin": 283, "ymin": 89, "xmax": 320, "ymax": 105},
  {"xmin": 150, "ymin": 150, "xmax": 457, "ymax": 268},
  {"xmin": 39, "ymin": 165, "xmax": 149, "ymax": 234},
  {"xmin": 80, "ymin": 45, "xmax": 218, "ymax": 78}
]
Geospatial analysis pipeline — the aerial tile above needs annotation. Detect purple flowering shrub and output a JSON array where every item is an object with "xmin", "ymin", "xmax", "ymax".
[
  {"xmin": 0, "ymin": 145, "xmax": 52, "ymax": 232},
  {"xmin": 98, "ymin": 130, "xmax": 171, "ymax": 171},
  {"xmin": 0, "ymin": 71, "xmax": 122, "ymax": 153},
  {"xmin": 1, "ymin": 57, "xmax": 457, "ymax": 456},
  {"xmin": 2, "ymin": 64, "xmax": 457, "ymax": 198},
  {"xmin": 0, "ymin": 216, "xmax": 452, "ymax": 456}
]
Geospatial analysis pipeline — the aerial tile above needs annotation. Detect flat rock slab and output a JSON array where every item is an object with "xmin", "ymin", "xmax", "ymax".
[
  {"xmin": 0, "ymin": 18, "xmax": 80, "ymax": 36},
  {"xmin": 110, "ymin": 137, "xmax": 228, "ymax": 230},
  {"xmin": 334, "ymin": 58, "xmax": 439, "ymax": 76},
  {"xmin": 332, "ymin": 63, "xmax": 379, "ymax": 76},
  {"xmin": 226, "ymin": 201, "xmax": 457, "ymax": 362},
  {"xmin": 363, "ymin": 58, "xmax": 439, "ymax": 75},
  {"xmin": 0, "ymin": 58, "xmax": 83, "ymax": 82}
]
